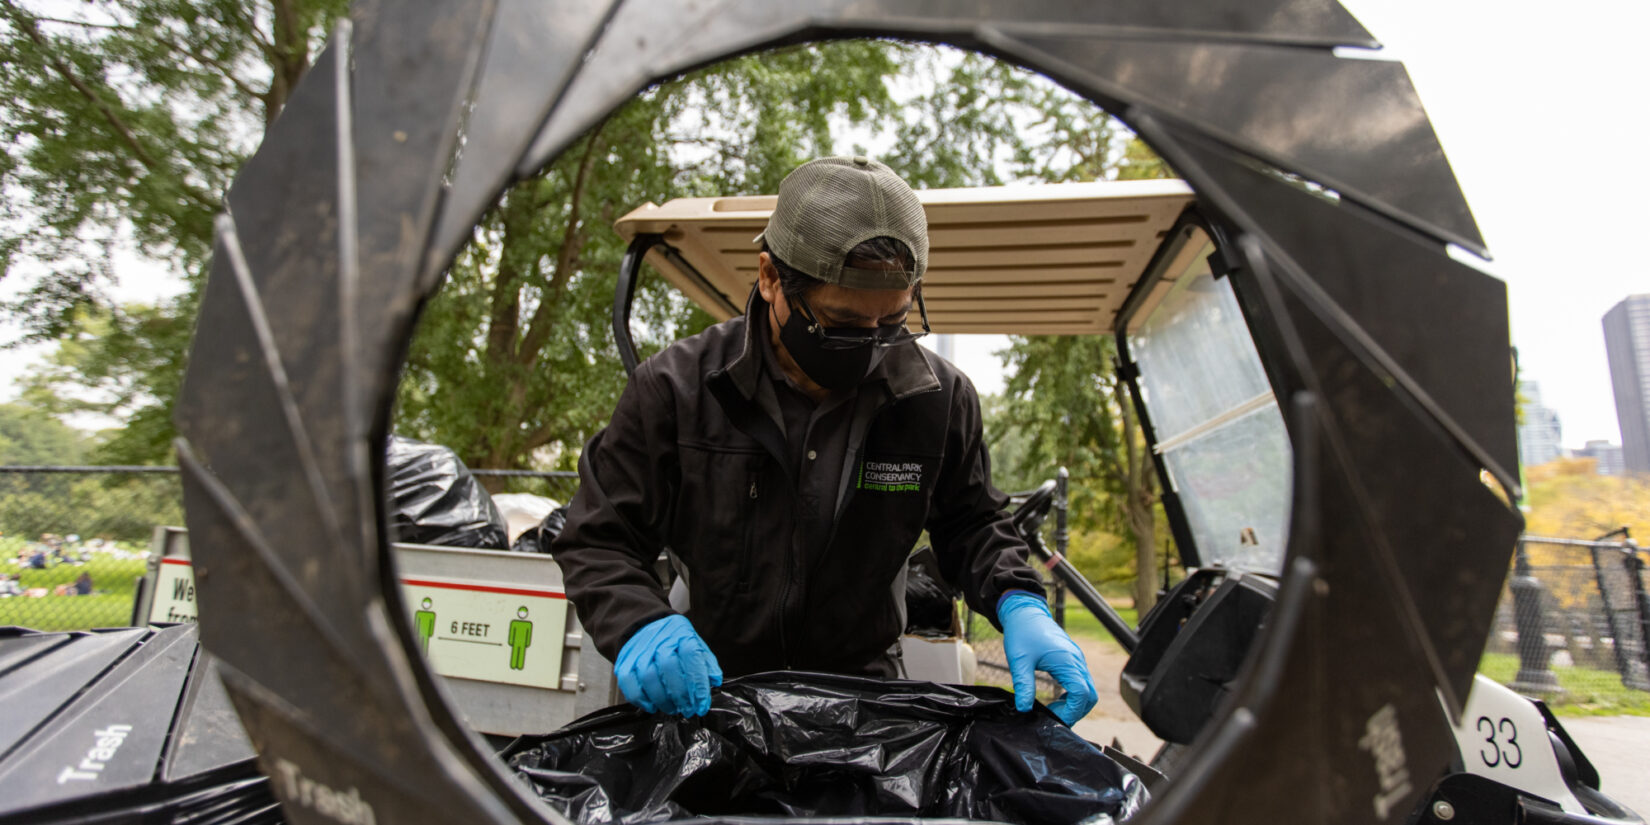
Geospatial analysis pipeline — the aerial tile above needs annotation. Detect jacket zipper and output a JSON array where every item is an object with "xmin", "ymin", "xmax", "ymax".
[
  {"xmin": 786, "ymin": 398, "xmax": 887, "ymax": 664},
  {"xmin": 777, "ymin": 464, "xmax": 804, "ymax": 668},
  {"xmin": 741, "ymin": 472, "xmax": 759, "ymax": 592},
  {"xmin": 809, "ymin": 397, "xmax": 886, "ymax": 583}
]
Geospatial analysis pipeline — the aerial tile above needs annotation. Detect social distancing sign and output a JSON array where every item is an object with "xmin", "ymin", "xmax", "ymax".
[
  {"xmin": 145, "ymin": 555, "xmax": 569, "ymax": 690},
  {"xmin": 399, "ymin": 577, "xmax": 569, "ymax": 689},
  {"xmin": 148, "ymin": 558, "xmax": 198, "ymax": 624}
]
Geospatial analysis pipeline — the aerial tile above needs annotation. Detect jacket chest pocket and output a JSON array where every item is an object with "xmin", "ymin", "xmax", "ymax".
[
  {"xmin": 674, "ymin": 446, "xmax": 768, "ymax": 595},
  {"xmin": 843, "ymin": 452, "xmax": 939, "ymax": 543}
]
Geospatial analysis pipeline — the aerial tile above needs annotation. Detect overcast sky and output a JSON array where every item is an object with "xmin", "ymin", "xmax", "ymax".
[{"xmin": 5, "ymin": 0, "xmax": 1645, "ymax": 449}]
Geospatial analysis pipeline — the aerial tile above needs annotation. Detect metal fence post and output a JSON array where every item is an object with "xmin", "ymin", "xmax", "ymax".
[
  {"xmin": 1589, "ymin": 541, "xmax": 1636, "ymax": 688},
  {"xmin": 1626, "ymin": 539, "xmax": 1650, "ymax": 685},
  {"xmin": 1053, "ymin": 467, "xmax": 1069, "ymax": 628},
  {"xmin": 1510, "ymin": 538, "xmax": 1560, "ymax": 693}
]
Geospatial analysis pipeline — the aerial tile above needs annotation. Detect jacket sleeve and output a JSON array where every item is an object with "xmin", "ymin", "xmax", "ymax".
[
  {"xmin": 550, "ymin": 363, "xmax": 678, "ymax": 661},
  {"xmin": 925, "ymin": 373, "xmax": 1047, "ymax": 629}
]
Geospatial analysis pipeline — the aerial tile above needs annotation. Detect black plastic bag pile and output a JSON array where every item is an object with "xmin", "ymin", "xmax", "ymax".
[
  {"xmin": 503, "ymin": 673, "xmax": 1147, "ymax": 825},
  {"xmin": 0, "ymin": 625, "xmax": 281, "ymax": 824},
  {"xmin": 511, "ymin": 503, "xmax": 570, "ymax": 555},
  {"xmin": 387, "ymin": 435, "xmax": 509, "ymax": 549}
]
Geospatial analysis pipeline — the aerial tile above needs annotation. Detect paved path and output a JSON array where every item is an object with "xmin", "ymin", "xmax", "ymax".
[
  {"xmin": 1559, "ymin": 715, "xmax": 1650, "ymax": 817},
  {"xmin": 1062, "ymin": 634, "xmax": 1646, "ymax": 818},
  {"xmin": 1068, "ymin": 636, "xmax": 1162, "ymax": 760}
]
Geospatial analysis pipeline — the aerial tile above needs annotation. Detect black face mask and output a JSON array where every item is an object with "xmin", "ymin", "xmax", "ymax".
[{"xmin": 776, "ymin": 304, "xmax": 880, "ymax": 391}]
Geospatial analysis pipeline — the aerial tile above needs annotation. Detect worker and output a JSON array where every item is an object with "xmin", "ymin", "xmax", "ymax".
[{"xmin": 552, "ymin": 156, "xmax": 1097, "ymax": 725}]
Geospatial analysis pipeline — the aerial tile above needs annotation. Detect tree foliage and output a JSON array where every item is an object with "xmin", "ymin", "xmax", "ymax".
[
  {"xmin": 994, "ymin": 335, "xmax": 1166, "ymax": 610},
  {"xmin": 1, "ymin": 0, "xmax": 347, "ymax": 462},
  {"xmin": 1524, "ymin": 458, "xmax": 1649, "ymax": 540},
  {"xmin": 0, "ymin": 404, "xmax": 179, "ymax": 543},
  {"xmin": 0, "ymin": 0, "xmax": 345, "ymax": 329},
  {"xmin": 979, "ymin": 87, "xmax": 1175, "ymax": 610},
  {"xmin": 4, "ymin": 8, "xmax": 1182, "ymax": 612},
  {"xmin": 0, "ymin": 402, "xmax": 87, "ymax": 465},
  {"xmin": 396, "ymin": 41, "xmax": 906, "ymax": 470}
]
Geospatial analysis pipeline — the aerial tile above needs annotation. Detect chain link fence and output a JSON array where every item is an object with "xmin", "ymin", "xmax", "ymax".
[
  {"xmin": 962, "ymin": 482, "xmax": 1070, "ymax": 697},
  {"xmin": 470, "ymin": 469, "xmax": 580, "ymax": 504},
  {"xmin": 14, "ymin": 464, "xmax": 1642, "ymax": 715},
  {"xmin": 0, "ymin": 465, "xmax": 579, "ymax": 632},
  {"xmin": 963, "ymin": 587, "xmax": 1067, "ymax": 697},
  {"xmin": 1483, "ymin": 535, "xmax": 1650, "ymax": 710},
  {"xmin": 0, "ymin": 467, "xmax": 182, "ymax": 631},
  {"xmin": 966, "ymin": 525, "xmax": 1650, "ymax": 713}
]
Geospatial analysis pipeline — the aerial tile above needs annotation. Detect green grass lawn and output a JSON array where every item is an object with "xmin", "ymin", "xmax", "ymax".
[
  {"xmin": 1061, "ymin": 604, "xmax": 1139, "ymax": 649},
  {"xmin": 1478, "ymin": 652, "xmax": 1650, "ymax": 717},
  {"xmin": 965, "ymin": 601, "xmax": 1139, "ymax": 647},
  {"xmin": 0, "ymin": 551, "xmax": 148, "ymax": 632}
]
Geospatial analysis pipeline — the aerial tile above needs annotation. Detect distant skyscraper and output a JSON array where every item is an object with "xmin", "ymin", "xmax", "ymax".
[
  {"xmin": 1603, "ymin": 294, "xmax": 1650, "ymax": 474},
  {"xmin": 1573, "ymin": 440, "xmax": 1626, "ymax": 476},
  {"xmin": 1517, "ymin": 380, "xmax": 1563, "ymax": 468}
]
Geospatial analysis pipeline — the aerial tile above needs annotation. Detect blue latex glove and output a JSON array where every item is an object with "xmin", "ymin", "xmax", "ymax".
[
  {"xmin": 998, "ymin": 591, "xmax": 1097, "ymax": 726},
  {"xmin": 615, "ymin": 614, "xmax": 723, "ymax": 717}
]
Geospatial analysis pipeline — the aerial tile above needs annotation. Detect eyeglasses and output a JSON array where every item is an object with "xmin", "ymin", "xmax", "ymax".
[{"xmin": 790, "ymin": 289, "xmax": 931, "ymax": 350}]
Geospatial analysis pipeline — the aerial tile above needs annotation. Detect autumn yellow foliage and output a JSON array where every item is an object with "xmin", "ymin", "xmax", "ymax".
[
  {"xmin": 1518, "ymin": 458, "xmax": 1648, "ymax": 610},
  {"xmin": 1522, "ymin": 458, "xmax": 1649, "ymax": 539}
]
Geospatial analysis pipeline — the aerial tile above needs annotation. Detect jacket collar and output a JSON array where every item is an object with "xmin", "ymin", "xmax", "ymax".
[{"xmin": 726, "ymin": 286, "xmax": 940, "ymax": 404}]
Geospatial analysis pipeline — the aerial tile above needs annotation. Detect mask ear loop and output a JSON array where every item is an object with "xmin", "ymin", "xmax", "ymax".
[{"xmin": 789, "ymin": 294, "xmax": 826, "ymax": 336}]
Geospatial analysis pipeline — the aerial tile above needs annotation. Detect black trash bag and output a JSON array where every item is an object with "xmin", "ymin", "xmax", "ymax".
[
  {"xmin": 903, "ymin": 546, "xmax": 957, "ymax": 636},
  {"xmin": 387, "ymin": 435, "xmax": 509, "ymax": 549},
  {"xmin": 511, "ymin": 504, "xmax": 570, "ymax": 555},
  {"xmin": 502, "ymin": 673, "xmax": 1147, "ymax": 825}
]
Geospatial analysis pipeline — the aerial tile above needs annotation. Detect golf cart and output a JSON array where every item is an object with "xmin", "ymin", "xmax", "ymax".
[
  {"xmin": 607, "ymin": 181, "xmax": 1643, "ymax": 824},
  {"xmin": 133, "ymin": 1, "xmax": 1643, "ymax": 824}
]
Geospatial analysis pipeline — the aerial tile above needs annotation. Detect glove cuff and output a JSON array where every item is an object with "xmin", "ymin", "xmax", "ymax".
[{"xmin": 996, "ymin": 590, "xmax": 1050, "ymax": 623}]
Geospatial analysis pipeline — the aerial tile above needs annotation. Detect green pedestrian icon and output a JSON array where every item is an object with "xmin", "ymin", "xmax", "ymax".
[
  {"xmin": 414, "ymin": 597, "xmax": 436, "ymax": 654},
  {"xmin": 508, "ymin": 606, "xmax": 533, "ymax": 670}
]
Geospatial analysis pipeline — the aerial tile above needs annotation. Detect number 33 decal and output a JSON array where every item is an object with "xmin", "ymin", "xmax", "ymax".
[{"xmin": 1477, "ymin": 716, "xmax": 1522, "ymax": 768}]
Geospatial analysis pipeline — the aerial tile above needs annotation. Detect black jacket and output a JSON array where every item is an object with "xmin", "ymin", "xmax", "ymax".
[{"xmin": 552, "ymin": 294, "xmax": 1045, "ymax": 678}]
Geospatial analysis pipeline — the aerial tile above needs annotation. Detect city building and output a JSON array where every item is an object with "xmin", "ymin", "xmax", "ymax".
[
  {"xmin": 1603, "ymin": 294, "xmax": 1650, "ymax": 474},
  {"xmin": 1517, "ymin": 380, "xmax": 1563, "ymax": 468},
  {"xmin": 1572, "ymin": 440, "xmax": 1625, "ymax": 476}
]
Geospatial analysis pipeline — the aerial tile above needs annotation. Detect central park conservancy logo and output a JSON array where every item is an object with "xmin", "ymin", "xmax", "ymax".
[{"xmin": 857, "ymin": 460, "xmax": 924, "ymax": 493}]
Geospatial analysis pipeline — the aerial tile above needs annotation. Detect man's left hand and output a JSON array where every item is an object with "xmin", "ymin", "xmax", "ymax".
[{"xmin": 998, "ymin": 592, "xmax": 1098, "ymax": 726}]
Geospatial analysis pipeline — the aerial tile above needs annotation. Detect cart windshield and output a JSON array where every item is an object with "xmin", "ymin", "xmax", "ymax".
[{"xmin": 1126, "ymin": 228, "xmax": 1292, "ymax": 574}]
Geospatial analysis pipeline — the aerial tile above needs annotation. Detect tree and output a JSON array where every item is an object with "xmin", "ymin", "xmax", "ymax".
[
  {"xmin": 0, "ymin": 402, "xmax": 87, "ymax": 465},
  {"xmin": 1524, "ymin": 458, "xmax": 1650, "ymax": 541},
  {"xmin": 5, "ymin": 7, "xmax": 1179, "ymax": 603},
  {"xmin": 394, "ymin": 44, "xmax": 1167, "ymax": 473},
  {"xmin": 0, "ymin": 403, "xmax": 181, "ymax": 543},
  {"xmin": 395, "ymin": 41, "xmax": 906, "ymax": 471},
  {"xmin": 994, "ymin": 335, "xmax": 1164, "ymax": 611},
  {"xmin": 15, "ymin": 303, "xmax": 191, "ymax": 462},
  {"xmin": 1, "ymin": 0, "xmax": 346, "ymax": 463},
  {"xmin": 977, "ymin": 79, "xmax": 1175, "ymax": 611}
]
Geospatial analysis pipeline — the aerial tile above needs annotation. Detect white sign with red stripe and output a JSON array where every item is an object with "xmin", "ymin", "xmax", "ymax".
[
  {"xmin": 146, "ymin": 552, "xmax": 569, "ymax": 690},
  {"xmin": 399, "ymin": 576, "xmax": 568, "ymax": 689},
  {"xmin": 148, "ymin": 558, "xmax": 198, "ymax": 625}
]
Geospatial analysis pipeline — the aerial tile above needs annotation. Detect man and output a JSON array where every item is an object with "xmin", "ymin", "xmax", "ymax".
[{"xmin": 552, "ymin": 156, "xmax": 1096, "ymax": 725}]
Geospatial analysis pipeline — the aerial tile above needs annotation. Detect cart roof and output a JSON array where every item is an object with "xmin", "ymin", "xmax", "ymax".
[{"xmin": 613, "ymin": 179, "xmax": 1195, "ymax": 335}]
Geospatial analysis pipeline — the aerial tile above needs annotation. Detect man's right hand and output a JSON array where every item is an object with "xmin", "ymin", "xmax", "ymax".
[{"xmin": 615, "ymin": 614, "xmax": 723, "ymax": 717}]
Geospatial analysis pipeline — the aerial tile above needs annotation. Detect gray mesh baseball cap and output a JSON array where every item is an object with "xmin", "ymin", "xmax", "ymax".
[{"xmin": 753, "ymin": 156, "xmax": 928, "ymax": 290}]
